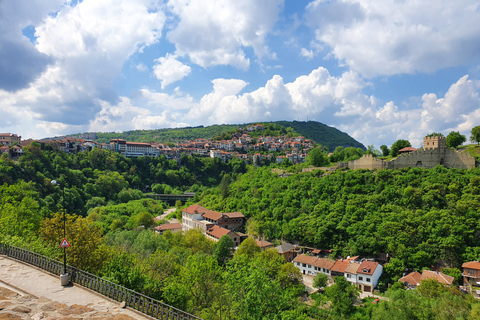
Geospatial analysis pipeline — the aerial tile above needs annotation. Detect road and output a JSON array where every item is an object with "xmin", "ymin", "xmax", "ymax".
[{"xmin": 156, "ymin": 207, "xmax": 179, "ymax": 224}]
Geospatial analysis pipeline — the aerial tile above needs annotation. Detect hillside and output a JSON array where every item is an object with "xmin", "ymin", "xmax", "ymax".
[{"xmin": 67, "ymin": 121, "xmax": 365, "ymax": 151}]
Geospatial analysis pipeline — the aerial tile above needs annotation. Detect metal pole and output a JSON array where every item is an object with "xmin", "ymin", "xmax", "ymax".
[{"xmin": 62, "ymin": 185, "xmax": 66, "ymax": 275}]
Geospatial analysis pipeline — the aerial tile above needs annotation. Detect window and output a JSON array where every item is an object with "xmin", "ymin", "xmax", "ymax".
[
  {"xmin": 297, "ymin": 262, "xmax": 300, "ymax": 266},
  {"xmin": 468, "ymin": 269, "xmax": 474, "ymax": 275},
  {"xmin": 308, "ymin": 265, "xmax": 311, "ymax": 268},
  {"xmin": 359, "ymin": 276, "xmax": 363, "ymax": 281},
  {"xmin": 302, "ymin": 263, "xmax": 306, "ymax": 267},
  {"xmin": 234, "ymin": 238, "xmax": 237, "ymax": 241},
  {"xmin": 366, "ymin": 278, "xmax": 371, "ymax": 282},
  {"xmin": 347, "ymin": 274, "xmax": 351, "ymax": 278}
]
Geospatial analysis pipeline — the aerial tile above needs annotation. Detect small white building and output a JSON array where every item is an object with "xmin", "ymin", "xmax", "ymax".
[{"xmin": 356, "ymin": 261, "xmax": 383, "ymax": 292}]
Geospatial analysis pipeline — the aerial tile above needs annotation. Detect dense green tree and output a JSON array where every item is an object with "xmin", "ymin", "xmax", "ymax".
[
  {"xmin": 313, "ymin": 273, "xmax": 328, "ymax": 289},
  {"xmin": 235, "ymin": 237, "xmax": 261, "ymax": 258},
  {"xmin": 214, "ymin": 234, "xmax": 234, "ymax": 266},
  {"xmin": 380, "ymin": 145, "xmax": 389, "ymax": 157},
  {"xmin": 325, "ymin": 276, "xmax": 359, "ymax": 317},
  {"xmin": 390, "ymin": 139, "xmax": 411, "ymax": 157},
  {"xmin": 307, "ymin": 147, "xmax": 329, "ymax": 167},
  {"xmin": 446, "ymin": 131, "xmax": 466, "ymax": 148},
  {"xmin": 470, "ymin": 125, "xmax": 480, "ymax": 145}
]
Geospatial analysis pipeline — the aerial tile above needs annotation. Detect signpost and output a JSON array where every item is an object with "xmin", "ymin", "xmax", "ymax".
[{"xmin": 60, "ymin": 238, "xmax": 71, "ymax": 248}]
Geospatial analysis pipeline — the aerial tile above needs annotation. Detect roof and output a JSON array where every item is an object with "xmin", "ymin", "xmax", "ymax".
[
  {"xmin": 154, "ymin": 223, "xmax": 182, "ymax": 231},
  {"xmin": 331, "ymin": 259, "xmax": 350, "ymax": 273},
  {"xmin": 358, "ymin": 261, "xmax": 379, "ymax": 275},
  {"xmin": 345, "ymin": 262, "xmax": 361, "ymax": 274},
  {"xmin": 399, "ymin": 271, "xmax": 422, "ymax": 286},
  {"xmin": 206, "ymin": 225, "xmax": 232, "ymax": 239},
  {"xmin": 462, "ymin": 261, "xmax": 480, "ymax": 270},
  {"xmin": 398, "ymin": 147, "xmax": 417, "ymax": 152},
  {"xmin": 421, "ymin": 270, "xmax": 455, "ymax": 285},
  {"xmin": 182, "ymin": 204, "xmax": 209, "ymax": 215},
  {"xmin": 202, "ymin": 210, "xmax": 223, "ymax": 221},
  {"xmin": 275, "ymin": 243, "xmax": 298, "ymax": 253},
  {"xmin": 255, "ymin": 239, "xmax": 273, "ymax": 248},
  {"xmin": 314, "ymin": 258, "xmax": 336, "ymax": 270},
  {"xmin": 224, "ymin": 212, "xmax": 244, "ymax": 218},
  {"xmin": 293, "ymin": 254, "xmax": 318, "ymax": 265}
]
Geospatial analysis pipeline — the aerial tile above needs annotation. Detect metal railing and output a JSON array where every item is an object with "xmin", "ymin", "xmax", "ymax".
[{"xmin": 0, "ymin": 243, "xmax": 201, "ymax": 320}]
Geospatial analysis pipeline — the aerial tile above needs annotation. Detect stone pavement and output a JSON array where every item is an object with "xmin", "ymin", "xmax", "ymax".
[{"xmin": 0, "ymin": 256, "xmax": 152, "ymax": 319}]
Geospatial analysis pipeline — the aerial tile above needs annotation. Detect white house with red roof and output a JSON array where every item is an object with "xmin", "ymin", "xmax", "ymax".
[{"xmin": 356, "ymin": 261, "xmax": 383, "ymax": 292}]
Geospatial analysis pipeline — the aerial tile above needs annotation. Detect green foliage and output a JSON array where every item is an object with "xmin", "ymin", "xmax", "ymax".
[
  {"xmin": 441, "ymin": 267, "xmax": 462, "ymax": 285},
  {"xmin": 214, "ymin": 235, "xmax": 234, "ymax": 266},
  {"xmin": 446, "ymin": 131, "xmax": 466, "ymax": 148},
  {"xmin": 313, "ymin": 273, "xmax": 329, "ymax": 289},
  {"xmin": 235, "ymin": 237, "xmax": 261, "ymax": 258},
  {"xmin": 426, "ymin": 132, "xmax": 445, "ymax": 137},
  {"xmin": 307, "ymin": 147, "xmax": 330, "ymax": 167},
  {"xmin": 325, "ymin": 276, "xmax": 359, "ymax": 317},
  {"xmin": 390, "ymin": 139, "xmax": 411, "ymax": 157},
  {"xmin": 470, "ymin": 125, "xmax": 480, "ymax": 145},
  {"xmin": 380, "ymin": 145, "xmax": 389, "ymax": 157}
]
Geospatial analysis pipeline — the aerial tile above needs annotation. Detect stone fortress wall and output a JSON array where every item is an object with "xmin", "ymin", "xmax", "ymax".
[{"xmin": 338, "ymin": 136, "xmax": 476, "ymax": 170}]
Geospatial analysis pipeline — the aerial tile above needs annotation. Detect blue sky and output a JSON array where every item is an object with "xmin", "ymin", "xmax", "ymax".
[{"xmin": 1, "ymin": 0, "xmax": 480, "ymax": 148}]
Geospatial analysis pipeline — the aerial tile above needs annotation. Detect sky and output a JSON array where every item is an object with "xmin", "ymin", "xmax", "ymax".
[{"xmin": 1, "ymin": 0, "xmax": 480, "ymax": 148}]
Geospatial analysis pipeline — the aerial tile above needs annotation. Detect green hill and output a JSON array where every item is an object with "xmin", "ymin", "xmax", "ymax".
[{"xmin": 67, "ymin": 121, "xmax": 365, "ymax": 151}]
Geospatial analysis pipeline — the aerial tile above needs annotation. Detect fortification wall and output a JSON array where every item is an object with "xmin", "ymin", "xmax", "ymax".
[{"xmin": 340, "ymin": 148, "xmax": 475, "ymax": 171}]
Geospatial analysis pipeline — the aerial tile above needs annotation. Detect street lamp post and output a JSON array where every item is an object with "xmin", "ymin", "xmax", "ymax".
[{"xmin": 51, "ymin": 180, "xmax": 69, "ymax": 286}]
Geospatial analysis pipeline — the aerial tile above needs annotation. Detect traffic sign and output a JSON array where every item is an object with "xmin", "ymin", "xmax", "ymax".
[{"xmin": 59, "ymin": 238, "xmax": 71, "ymax": 248}]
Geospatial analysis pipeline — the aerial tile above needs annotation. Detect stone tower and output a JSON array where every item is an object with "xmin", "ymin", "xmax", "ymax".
[{"xmin": 423, "ymin": 135, "xmax": 446, "ymax": 150}]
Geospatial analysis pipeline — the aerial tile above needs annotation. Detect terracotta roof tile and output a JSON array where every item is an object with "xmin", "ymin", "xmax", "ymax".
[
  {"xmin": 421, "ymin": 270, "xmax": 455, "ymax": 285},
  {"xmin": 202, "ymin": 210, "xmax": 223, "ymax": 221},
  {"xmin": 399, "ymin": 271, "xmax": 422, "ymax": 286},
  {"xmin": 314, "ymin": 258, "xmax": 336, "ymax": 270},
  {"xmin": 206, "ymin": 225, "xmax": 232, "ymax": 239},
  {"xmin": 358, "ymin": 261, "xmax": 379, "ymax": 275},
  {"xmin": 182, "ymin": 204, "xmax": 208, "ymax": 215},
  {"xmin": 255, "ymin": 239, "xmax": 273, "ymax": 248},
  {"xmin": 224, "ymin": 212, "xmax": 244, "ymax": 218},
  {"xmin": 345, "ymin": 262, "xmax": 361, "ymax": 274},
  {"xmin": 331, "ymin": 259, "xmax": 350, "ymax": 273},
  {"xmin": 462, "ymin": 261, "xmax": 480, "ymax": 270},
  {"xmin": 154, "ymin": 223, "xmax": 182, "ymax": 231}
]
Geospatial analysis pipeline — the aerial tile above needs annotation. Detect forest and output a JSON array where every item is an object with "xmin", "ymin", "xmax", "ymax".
[{"xmin": 1, "ymin": 140, "xmax": 480, "ymax": 319}]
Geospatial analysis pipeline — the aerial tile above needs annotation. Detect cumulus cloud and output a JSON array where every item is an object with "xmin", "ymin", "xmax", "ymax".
[
  {"xmin": 306, "ymin": 0, "xmax": 480, "ymax": 77},
  {"xmin": 167, "ymin": 0, "xmax": 284, "ymax": 69},
  {"xmin": 0, "ymin": 0, "xmax": 63, "ymax": 91},
  {"xmin": 153, "ymin": 54, "xmax": 191, "ymax": 88},
  {"xmin": 300, "ymin": 48, "xmax": 314, "ymax": 60}
]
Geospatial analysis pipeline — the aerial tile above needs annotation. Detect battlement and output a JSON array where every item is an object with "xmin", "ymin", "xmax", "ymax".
[{"xmin": 423, "ymin": 135, "xmax": 445, "ymax": 150}]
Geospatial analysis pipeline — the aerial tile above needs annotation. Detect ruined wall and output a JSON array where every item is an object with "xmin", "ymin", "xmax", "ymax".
[{"xmin": 340, "ymin": 148, "xmax": 475, "ymax": 171}]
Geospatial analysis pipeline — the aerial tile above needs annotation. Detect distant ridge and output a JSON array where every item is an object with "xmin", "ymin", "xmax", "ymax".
[{"xmin": 65, "ymin": 120, "xmax": 365, "ymax": 151}]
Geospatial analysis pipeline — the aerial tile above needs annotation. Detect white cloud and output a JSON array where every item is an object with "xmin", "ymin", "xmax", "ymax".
[
  {"xmin": 153, "ymin": 54, "xmax": 191, "ymax": 88},
  {"xmin": 300, "ymin": 48, "xmax": 314, "ymax": 60},
  {"xmin": 306, "ymin": 0, "xmax": 480, "ymax": 77},
  {"xmin": 167, "ymin": 0, "xmax": 284, "ymax": 69},
  {"xmin": 136, "ymin": 63, "xmax": 148, "ymax": 72}
]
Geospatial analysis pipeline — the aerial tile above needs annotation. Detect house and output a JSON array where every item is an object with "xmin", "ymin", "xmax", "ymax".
[
  {"xmin": 356, "ymin": 261, "xmax": 383, "ymax": 292},
  {"xmin": 275, "ymin": 243, "xmax": 300, "ymax": 262},
  {"xmin": 331, "ymin": 259, "xmax": 350, "ymax": 277},
  {"xmin": 344, "ymin": 262, "xmax": 361, "ymax": 285},
  {"xmin": 398, "ymin": 271, "xmax": 422, "ymax": 288},
  {"xmin": 462, "ymin": 261, "xmax": 480, "ymax": 286},
  {"xmin": 198, "ymin": 210, "xmax": 245, "ymax": 231},
  {"xmin": 181, "ymin": 205, "xmax": 212, "ymax": 232},
  {"xmin": 154, "ymin": 223, "xmax": 182, "ymax": 235},
  {"xmin": 399, "ymin": 270, "xmax": 454, "ymax": 288},
  {"xmin": 421, "ymin": 270, "xmax": 455, "ymax": 286},
  {"xmin": 205, "ymin": 225, "xmax": 241, "ymax": 246},
  {"xmin": 255, "ymin": 239, "xmax": 274, "ymax": 251},
  {"xmin": 292, "ymin": 254, "xmax": 335, "ymax": 276}
]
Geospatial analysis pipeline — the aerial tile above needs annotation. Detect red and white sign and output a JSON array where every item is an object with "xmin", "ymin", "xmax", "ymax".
[{"xmin": 59, "ymin": 238, "xmax": 71, "ymax": 248}]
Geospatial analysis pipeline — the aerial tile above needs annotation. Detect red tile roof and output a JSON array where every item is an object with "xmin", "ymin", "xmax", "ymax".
[
  {"xmin": 206, "ymin": 225, "xmax": 232, "ymax": 239},
  {"xmin": 398, "ymin": 147, "xmax": 417, "ymax": 152},
  {"xmin": 202, "ymin": 210, "xmax": 223, "ymax": 221},
  {"xmin": 421, "ymin": 270, "xmax": 455, "ymax": 285},
  {"xmin": 358, "ymin": 261, "xmax": 379, "ymax": 275},
  {"xmin": 399, "ymin": 271, "xmax": 422, "ymax": 286},
  {"xmin": 224, "ymin": 212, "xmax": 244, "ymax": 218},
  {"xmin": 331, "ymin": 259, "xmax": 350, "ymax": 273},
  {"xmin": 293, "ymin": 254, "xmax": 318, "ymax": 266},
  {"xmin": 345, "ymin": 262, "xmax": 361, "ymax": 274},
  {"xmin": 182, "ymin": 204, "xmax": 208, "ymax": 215},
  {"xmin": 462, "ymin": 261, "xmax": 480, "ymax": 270},
  {"xmin": 314, "ymin": 258, "xmax": 336, "ymax": 270},
  {"xmin": 154, "ymin": 223, "xmax": 182, "ymax": 231},
  {"xmin": 255, "ymin": 239, "xmax": 273, "ymax": 248}
]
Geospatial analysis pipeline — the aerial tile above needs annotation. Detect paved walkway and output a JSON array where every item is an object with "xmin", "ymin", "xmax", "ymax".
[{"xmin": 0, "ymin": 256, "xmax": 151, "ymax": 319}]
